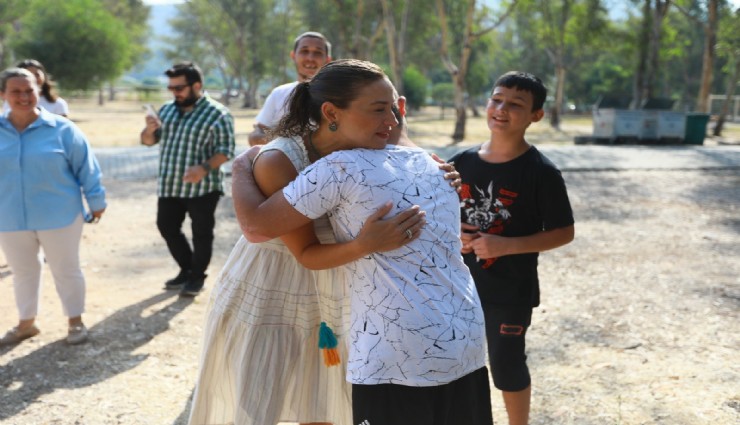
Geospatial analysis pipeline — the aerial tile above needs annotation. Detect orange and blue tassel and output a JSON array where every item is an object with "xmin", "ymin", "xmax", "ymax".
[{"xmin": 318, "ymin": 321, "xmax": 340, "ymax": 367}]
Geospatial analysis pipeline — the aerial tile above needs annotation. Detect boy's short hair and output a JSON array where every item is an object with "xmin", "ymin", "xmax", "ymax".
[
  {"xmin": 493, "ymin": 71, "xmax": 547, "ymax": 112},
  {"xmin": 165, "ymin": 62, "xmax": 204, "ymax": 85},
  {"xmin": 293, "ymin": 31, "xmax": 332, "ymax": 57}
]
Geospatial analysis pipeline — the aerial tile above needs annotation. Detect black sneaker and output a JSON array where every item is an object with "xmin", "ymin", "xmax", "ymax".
[
  {"xmin": 164, "ymin": 270, "xmax": 191, "ymax": 290},
  {"xmin": 180, "ymin": 275, "xmax": 206, "ymax": 297}
]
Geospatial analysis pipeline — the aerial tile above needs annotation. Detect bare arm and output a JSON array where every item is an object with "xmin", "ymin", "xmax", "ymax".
[
  {"xmin": 232, "ymin": 147, "xmax": 425, "ymax": 265},
  {"xmin": 464, "ymin": 224, "xmax": 575, "ymax": 259},
  {"xmin": 233, "ymin": 148, "xmax": 313, "ymax": 239},
  {"xmin": 281, "ymin": 202, "xmax": 425, "ymax": 270},
  {"xmin": 247, "ymin": 124, "xmax": 270, "ymax": 146}
]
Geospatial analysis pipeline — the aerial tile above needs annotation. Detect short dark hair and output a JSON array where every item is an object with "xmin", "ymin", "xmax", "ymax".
[
  {"xmin": 493, "ymin": 71, "xmax": 547, "ymax": 111},
  {"xmin": 165, "ymin": 62, "xmax": 203, "ymax": 85},
  {"xmin": 274, "ymin": 59, "xmax": 388, "ymax": 137},
  {"xmin": 293, "ymin": 31, "xmax": 332, "ymax": 57}
]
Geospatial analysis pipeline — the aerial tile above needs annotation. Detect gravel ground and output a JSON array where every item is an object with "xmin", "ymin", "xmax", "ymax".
[{"xmin": 0, "ymin": 162, "xmax": 738, "ymax": 424}]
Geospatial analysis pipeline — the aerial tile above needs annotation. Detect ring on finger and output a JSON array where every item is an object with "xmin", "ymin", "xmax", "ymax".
[{"xmin": 405, "ymin": 229, "xmax": 413, "ymax": 239}]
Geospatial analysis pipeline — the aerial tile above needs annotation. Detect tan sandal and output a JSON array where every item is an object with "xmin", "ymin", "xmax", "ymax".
[{"xmin": 0, "ymin": 325, "xmax": 40, "ymax": 345}]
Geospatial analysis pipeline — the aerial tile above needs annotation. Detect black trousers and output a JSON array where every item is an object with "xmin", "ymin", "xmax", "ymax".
[
  {"xmin": 156, "ymin": 192, "xmax": 221, "ymax": 278},
  {"xmin": 352, "ymin": 367, "xmax": 494, "ymax": 425}
]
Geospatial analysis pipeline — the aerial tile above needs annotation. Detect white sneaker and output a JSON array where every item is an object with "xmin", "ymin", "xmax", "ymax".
[{"xmin": 66, "ymin": 324, "xmax": 88, "ymax": 345}]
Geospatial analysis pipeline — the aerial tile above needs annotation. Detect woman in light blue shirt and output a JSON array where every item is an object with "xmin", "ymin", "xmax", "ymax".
[{"xmin": 0, "ymin": 67, "xmax": 106, "ymax": 346}]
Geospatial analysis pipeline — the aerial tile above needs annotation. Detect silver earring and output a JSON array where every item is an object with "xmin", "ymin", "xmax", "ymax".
[{"xmin": 329, "ymin": 122, "xmax": 338, "ymax": 132}]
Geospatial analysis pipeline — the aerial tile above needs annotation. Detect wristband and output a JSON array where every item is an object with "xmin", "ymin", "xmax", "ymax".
[{"xmin": 200, "ymin": 161, "xmax": 212, "ymax": 172}]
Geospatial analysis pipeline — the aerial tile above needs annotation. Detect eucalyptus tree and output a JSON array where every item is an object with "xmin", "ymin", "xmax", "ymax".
[
  {"xmin": 713, "ymin": 6, "xmax": 740, "ymax": 135},
  {"xmin": 435, "ymin": 0, "xmax": 517, "ymax": 143},
  {"xmin": 515, "ymin": 0, "xmax": 608, "ymax": 128},
  {"xmin": 293, "ymin": 0, "xmax": 385, "ymax": 60},
  {"xmin": 102, "ymin": 0, "xmax": 151, "ymax": 100},
  {"xmin": 166, "ymin": 0, "xmax": 282, "ymax": 107},
  {"xmin": 632, "ymin": 0, "xmax": 672, "ymax": 108},
  {"xmin": 0, "ymin": 0, "xmax": 27, "ymax": 68},
  {"xmin": 379, "ymin": 0, "xmax": 411, "ymax": 95},
  {"xmin": 13, "ymin": 0, "xmax": 131, "ymax": 95},
  {"xmin": 673, "ymin": 0, "xmax": 720, "ymax": 112}
]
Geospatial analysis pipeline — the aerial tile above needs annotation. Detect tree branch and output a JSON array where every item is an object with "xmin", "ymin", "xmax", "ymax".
[{"xmin": 472, "ymin": 0, "xmax": 518, "ymax": 38}]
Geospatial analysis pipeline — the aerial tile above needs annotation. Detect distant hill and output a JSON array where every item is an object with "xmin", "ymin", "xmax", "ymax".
[{"xmin": 126, "ymin": 4, "xmax": 178, "ymax": 80}]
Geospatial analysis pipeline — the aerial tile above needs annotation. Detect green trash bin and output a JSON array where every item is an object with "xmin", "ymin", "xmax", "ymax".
[{"xmin": 684, "ymin": 113, "xmax": 710, "ymax": 145}]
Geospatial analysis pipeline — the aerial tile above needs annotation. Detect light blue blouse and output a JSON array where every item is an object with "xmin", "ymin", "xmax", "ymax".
[{"xmin": 0, "ymin": 108, "xmax": 106, "ymax": 231}]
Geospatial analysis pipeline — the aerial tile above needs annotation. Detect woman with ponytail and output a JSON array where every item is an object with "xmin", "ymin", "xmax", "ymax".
[
  {"xmin": 188, "ymin": 60, "xmax": 427, "ymax": 425},
  {"xmin": 214, "ymin": 58, "xmax": 492, "ymax": 425}
]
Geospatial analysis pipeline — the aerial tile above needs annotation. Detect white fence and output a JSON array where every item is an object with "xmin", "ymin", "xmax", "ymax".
[{"xmin": 709, "ymin": 94, "xmax": 740, "ymax": 122}]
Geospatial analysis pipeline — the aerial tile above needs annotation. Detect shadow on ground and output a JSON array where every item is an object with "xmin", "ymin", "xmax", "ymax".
[{"xmin": 0, "ymin": 291, "xmax": 194, "ymax": 421}]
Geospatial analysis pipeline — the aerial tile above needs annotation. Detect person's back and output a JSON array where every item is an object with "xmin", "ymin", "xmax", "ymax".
[{"xmin": 284, "ymin": 144, "xmax": 486, "ymax": 386}]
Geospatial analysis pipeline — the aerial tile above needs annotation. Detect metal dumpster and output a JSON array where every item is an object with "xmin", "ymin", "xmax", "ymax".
[{"xmin": 684, "ymin": 113, "xmax": 710, "ymax": 145}]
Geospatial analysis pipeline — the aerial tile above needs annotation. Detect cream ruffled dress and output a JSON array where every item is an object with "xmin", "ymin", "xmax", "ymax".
[{"xmin": 188, "ymin": 137, "xmax": 351, "ymax": 425}]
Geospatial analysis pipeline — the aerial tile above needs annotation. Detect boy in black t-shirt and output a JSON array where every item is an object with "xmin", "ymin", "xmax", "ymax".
[{"xmin": 449, "ymin": 71, "xmax": 575, "ymax": 425}]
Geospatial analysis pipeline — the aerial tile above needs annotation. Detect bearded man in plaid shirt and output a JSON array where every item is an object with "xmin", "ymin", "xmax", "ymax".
[{"xmin": 140, "ymin": 62, "xmax": 235, "ymax": 296}]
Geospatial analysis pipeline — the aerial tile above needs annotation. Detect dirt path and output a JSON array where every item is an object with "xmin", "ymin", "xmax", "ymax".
[{"xmin": 1, "ymin": 166, "xmax": 738, "ymax": 424}]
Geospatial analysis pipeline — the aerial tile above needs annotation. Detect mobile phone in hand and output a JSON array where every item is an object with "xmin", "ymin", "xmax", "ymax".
[{"xmin": 143, "ymin": 104, "xmax": 158, "ymax": 119}]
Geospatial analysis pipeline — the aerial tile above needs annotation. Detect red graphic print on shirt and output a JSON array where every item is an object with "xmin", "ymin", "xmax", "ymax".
[{"xmin": 459, "ymin": 182, "xmax": 518, "ymax": 268}]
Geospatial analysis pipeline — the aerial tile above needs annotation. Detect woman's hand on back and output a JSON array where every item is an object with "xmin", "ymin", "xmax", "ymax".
[{"xmin": 353, "ymin": 202, "xmax": 426, "ymax": 254}]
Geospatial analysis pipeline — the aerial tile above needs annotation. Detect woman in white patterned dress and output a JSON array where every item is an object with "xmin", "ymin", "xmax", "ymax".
[{"xmin": 188, "ymin": 63, "xmax": 427, "ymax": 425}]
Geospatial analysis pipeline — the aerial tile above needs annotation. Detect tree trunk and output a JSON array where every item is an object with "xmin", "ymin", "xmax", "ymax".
[
  {"xmin": 98, "ymin": 87, "xmax": 105, "ymax": 106},
  {"xmin": 633, "ymin": 0, "xmax": 651, "ymax": 109},
  {"xmin": 452, "ymin": 77, "xmax": 466, "ymax": 143},
  {"xmin": 469, "ymin": 99, "xmax": 480, "ymax": 117},
  {"xmin": 380, "ymin": 0, "xmax": 409, "ymax": 95},
  {"xmin": 643, "ymin": 0, "xmax": 670, "ymax": 103},
  {"xmin": 453, "ymin": 104, "xmax": 467, "ymax": 143},
  {"xmin": 697, "ymin": 0, "xmax": 718, "ymax": 113},
  {"xmin": 242, "ymin": 76, "xmax": 259, "ymax": 109},
  {"xmin": 108, "ymin": 83, "xmax": 116, "ymax": 102},
  {"xmin": 713, "ymin": 60, "xmax": 740, "ymax": 136},
  {"xmin": 550, "ymin": 65, "xmax": 566, "ymax": 129}
]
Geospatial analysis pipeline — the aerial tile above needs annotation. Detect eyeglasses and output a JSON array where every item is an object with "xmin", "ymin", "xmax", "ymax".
[{"xmin": 167, "ymin": 83, "xmax": 192, "ymax": 92}]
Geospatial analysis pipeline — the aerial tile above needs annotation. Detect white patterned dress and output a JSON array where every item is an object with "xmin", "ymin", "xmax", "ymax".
[{"xmin": 188, "ymin": 137, "xmax": 351, "ymax": 425}]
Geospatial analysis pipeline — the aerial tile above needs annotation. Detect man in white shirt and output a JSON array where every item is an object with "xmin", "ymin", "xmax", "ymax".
[{"xmin": 247, "ymin": 32, "xmax": 332, "ymax": 146}]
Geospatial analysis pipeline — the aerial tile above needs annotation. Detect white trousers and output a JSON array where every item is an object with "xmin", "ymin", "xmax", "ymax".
[{"xmin": 0, "ymin": 215, "xmax": 86, "ymax": 320}]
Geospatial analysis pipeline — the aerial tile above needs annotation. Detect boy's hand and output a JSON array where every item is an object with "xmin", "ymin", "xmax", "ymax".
[
  {"xmin": 460, "ymin": 223, "xmax": 480, "ymax": 254},
  {"xmin": 469, "ymin": 233, "xmax": 509, "ymax": 259},
  {"xmin": 431, "ymin": 154, "xmax": 462, "ymax": 192}
]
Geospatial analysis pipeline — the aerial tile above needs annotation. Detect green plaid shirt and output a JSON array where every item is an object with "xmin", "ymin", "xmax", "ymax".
[{"xmin": 156, "ymin": 95, "xmax": 235, "ymax": 198}]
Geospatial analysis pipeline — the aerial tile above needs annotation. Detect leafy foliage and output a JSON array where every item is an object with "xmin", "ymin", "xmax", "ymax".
[
  {"xmin": 12, "ymin": 0, "xmax": 132, "ymax": 90},
  {"xmin": 402, "ymin": 65, "xmax": 430, "ymax": 110}
]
